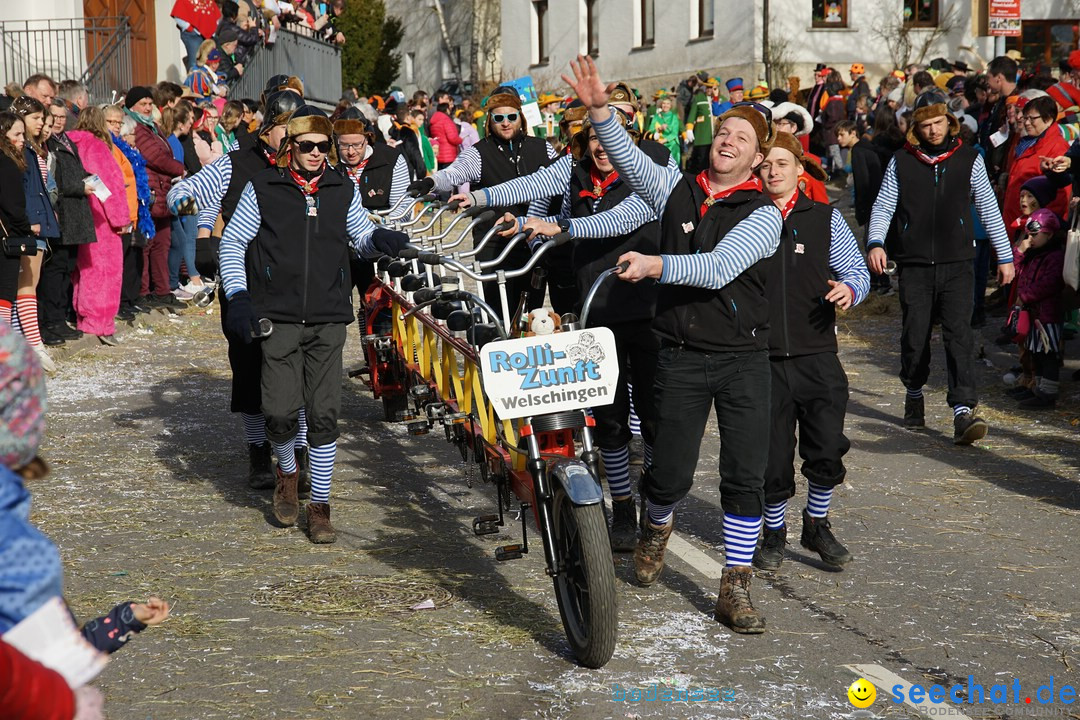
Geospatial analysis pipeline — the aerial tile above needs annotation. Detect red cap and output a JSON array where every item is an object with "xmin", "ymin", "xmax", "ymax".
[{"xmin": 1069, "ymin": 50, "xmax": 1080, "ymax": 71}]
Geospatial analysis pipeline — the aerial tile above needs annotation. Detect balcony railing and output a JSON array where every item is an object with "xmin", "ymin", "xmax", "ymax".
[{"xmin": 227, "ymin": 28, "xmax": 342, "ymax": 107}]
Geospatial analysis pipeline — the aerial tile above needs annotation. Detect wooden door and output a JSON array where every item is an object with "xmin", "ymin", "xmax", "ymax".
[{"xmin": 83, "ymin": 0, "xmax": 156, "ymax": 85}]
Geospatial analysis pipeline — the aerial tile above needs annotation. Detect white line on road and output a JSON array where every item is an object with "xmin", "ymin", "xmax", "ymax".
[{"xmin": 844, "ymin": 664, "xmax": 975, "ymax": 720}]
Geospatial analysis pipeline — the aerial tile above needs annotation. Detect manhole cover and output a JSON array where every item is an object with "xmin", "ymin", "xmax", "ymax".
[{"xmin": 251, "ymin": 574, "xmax": 456, "ymax": 618}]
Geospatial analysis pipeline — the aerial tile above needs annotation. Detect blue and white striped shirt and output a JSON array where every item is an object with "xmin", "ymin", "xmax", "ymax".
[
  {"xmin": 591, "ymin": 109, "xmax": 783, "ymax": 290},
  {"xmin": 825, "ymin": 207, "xmax": 871, "ymax": 306},
  {"xmin": 167, "ymin": 153, "xmax": 233, "ymax": 232},
  {"xmin": 867, "ymin": 153, "xmax": 1012, "ymax": 263},
  {"xmin": 346, "ymin": 149, "xmax": 412, "ymax": 220},
  {"xmin": 220, "ymin": 180, "xmax": 379, "ymax": 298}
]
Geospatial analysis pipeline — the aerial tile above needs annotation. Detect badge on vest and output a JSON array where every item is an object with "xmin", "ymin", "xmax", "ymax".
[
  {"xmin": 306, "ymin": 196, "xmax": 318, "ymax": 217},
  {"xmin": 794, "ymin": 243, "xmax": 805, "ymax": 254},
  {"xmin": 681, "ymin": 221, "xmax": 694, "ymax": 234}
]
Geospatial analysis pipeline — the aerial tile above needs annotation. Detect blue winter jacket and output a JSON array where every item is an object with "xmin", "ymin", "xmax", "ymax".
[{"xmin": 22, "ymin": 146, "xmax": 60, "ymax": 239}]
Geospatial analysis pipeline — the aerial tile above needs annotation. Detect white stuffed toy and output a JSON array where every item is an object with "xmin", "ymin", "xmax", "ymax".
[{"xmin": 525, "ymin": 307, "xmax": 561, "ymax": 336}]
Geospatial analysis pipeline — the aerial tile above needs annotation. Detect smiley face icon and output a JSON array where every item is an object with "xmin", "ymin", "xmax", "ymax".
[{"xmin": 848, "ymin": 678, "xmax": 877, "ymax": 708}]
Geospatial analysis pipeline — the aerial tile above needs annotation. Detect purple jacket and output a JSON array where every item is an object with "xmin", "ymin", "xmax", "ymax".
[{"xmin": 1015, "ymin": 245, "xmax": 1065, "ymax": 324}]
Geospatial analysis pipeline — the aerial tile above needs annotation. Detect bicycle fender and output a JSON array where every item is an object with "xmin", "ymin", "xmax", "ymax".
[{"xmin": 549, "ymin": 459, "xmax": 603, "ymax": 506}]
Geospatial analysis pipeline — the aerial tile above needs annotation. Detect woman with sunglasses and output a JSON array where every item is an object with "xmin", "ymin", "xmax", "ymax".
[
  {"xmin": 218, "ymin": 106, "xmax": 408, "ymax": 545},
  {"xmin": 410, "ymin": 87, "xmax": 558, "ymax": 319}
]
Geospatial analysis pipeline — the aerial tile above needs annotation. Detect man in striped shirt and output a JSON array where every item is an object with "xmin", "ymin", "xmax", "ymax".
[
  {"xmin": 867, "ymin": 91, "xmax": 1014, "ymax": 445},
  {"xmin": 565, "ymin": 56, "xmax": 783, "ymax": 634}
]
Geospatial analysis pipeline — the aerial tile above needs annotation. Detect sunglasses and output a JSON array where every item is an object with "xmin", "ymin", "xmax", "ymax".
[
  {"xmin": 491, "ymin": 113, "xmax": 519, "ymax": 124},
  {"xmin": 294, "ymin": 140, "xmax": 331, "ymax": 154},
  {"xmin": 731, "ymin": 101, "xmax": 774, "ymax": 141},
  {"xmin": 1026, "ymin": 220, "xmax": 1045, "ymax": 233}
]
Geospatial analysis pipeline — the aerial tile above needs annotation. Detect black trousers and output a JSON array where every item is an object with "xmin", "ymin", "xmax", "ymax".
[
  {"xmin": 764, "ymin": 353, "xmax": 850, "ymax": 505},
  {"xmin": 591, "ymin": 321, "xmax": 659, "ymax": 450},
  {"xmin": 219, "ymin": 292, "xmax": 264, "ymax": 415},
  {"xmin": 897, "ymin": 261, "xmax": 977, "ymax": 408},
  {"xmin": 645, "ymin": 346, "xmax": 770, "ymax": 517},
  {"xmin": 260, "ymin": 322, "xmax": 347, "ymax": 447},
  {"xmin": 37, "ymin": 243, "xmax": 78, "ymax": 326},
  {"xmin": 121, "ymin": 240, "xmax": 143, "ymax": 309}
]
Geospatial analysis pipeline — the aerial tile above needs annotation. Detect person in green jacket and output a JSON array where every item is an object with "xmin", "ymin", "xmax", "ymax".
[
  {"xmin": 647, "ymin": 90, "xmax": 681, "ymax": 166},
  {"xmin": 683, "ymin": 75, "xmax": 717, "ymax": 172},
  {"xmin": 408, "ymin": 107, "xmax": 436, "ymax": 174}
]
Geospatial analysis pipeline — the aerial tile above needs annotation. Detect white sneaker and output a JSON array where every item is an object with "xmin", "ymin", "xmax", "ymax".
[
  {"xmin": 182, "ymin": 280, "xmax": 208, "ymax": 294},
  {"xmin": 173, "ymin": 288, "xmax": 195, "ymax": 300},
  {"xmin": 33, "ymin": 344, "xmax": 56, "ymax": 373}
]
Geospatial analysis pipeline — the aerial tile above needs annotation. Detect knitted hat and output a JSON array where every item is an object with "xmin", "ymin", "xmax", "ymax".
[
  {"xmin": 715, "ymin": 104, "xmax": 773, "ymax": 155},
  {"xmin": 0, "ymin": 323, "xmax": 46, "ymax": 470},
  {"xmin": 207, "ymin": 49, "xmax": 222, "ymax": 63},
  {"xmin": 124, "ymin": 86, "xmax": 153, "ymax": 109},
  {"xmin": 725, "ymin": 78, "xmax": 743, "ymax": 92},
  {"xmin": 276, "ymin": 105, "xmax": 337, "ymax": 167},
  {"xmin": 333, "ymin": 105, "xmax": 373, "ymax": 139},
  {"xmin": 1027, "ymin": 208, "xmax": 1061, "ymax": 234},
  {"xmin": 908, "ymin": 90, "xmax": 959, "ymax": 146},
  {"xmin": 769, "ymin": 131, "xmax": 827, "ymax": 181},
  {"xmin": 1020, "ymin": 176, "xmax": 1055, "ymax": 209}
]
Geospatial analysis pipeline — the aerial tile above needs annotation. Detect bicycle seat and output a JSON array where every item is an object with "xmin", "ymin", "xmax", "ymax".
[
  {"xmin": 400, "ymin": 273, "xmax": 442, "ymax": 293},
  {"xmin": 446, "ymin": 309, "xmax": 474, "ymax": 332},
  {"xmin": 431, "ymin": 299, "xmax": 462, "ymax": 320},
  {"xmin": 467, "ymin": 323, "xmax": 500, "ymax": 347},
  {"xmin": 387, "ymin": 260, "xmax": 412, "ymax": 278}
]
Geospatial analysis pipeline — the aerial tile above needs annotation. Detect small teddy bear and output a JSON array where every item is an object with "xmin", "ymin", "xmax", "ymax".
[{"xmin": 524, "ymin": 307, "xmax": 562, "ymax": 337}]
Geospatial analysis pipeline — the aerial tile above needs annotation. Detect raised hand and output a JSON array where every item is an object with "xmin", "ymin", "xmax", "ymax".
[{"xmin": 561, "ymin": 55, "xmax": 614, "ymax": 111}]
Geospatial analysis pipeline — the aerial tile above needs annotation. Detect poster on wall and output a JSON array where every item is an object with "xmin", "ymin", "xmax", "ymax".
[
  {"xmin": 988, "ymin": 0, "xmax": 1021, "ymax": 37},
  {"xmin": 502, "ymin": 76, "xmax": 543, "ymax": 133}
]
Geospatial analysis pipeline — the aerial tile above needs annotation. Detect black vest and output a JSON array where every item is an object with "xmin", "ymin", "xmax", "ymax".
[
  {"xmin": 765, "ymin": 194, "xmax": 837, "ymax": 358},
  {"xmin": 890, "ymin": 142, "xmax": 978, "ymax": 265},
  {"xmin": 354, "ymin": 143, "xmax": 401, "ymax": 211},
  {"xmin": 567, "ymin": 142, "xmax": 669, "ymax": 324},
  {"xmin": 653, "ymin": 176, "xmax": 776, "ymax": 352},
  {"xmin": 245, "ymin": 167, "xmax": 356, "ymax": 324},
  {"xmin": 223, "ymin": 142, "xmax": 274, "ymax": 224},
  {"xmin": 472, "ymin": 134, "xmax": 554, "ymax": 252}
]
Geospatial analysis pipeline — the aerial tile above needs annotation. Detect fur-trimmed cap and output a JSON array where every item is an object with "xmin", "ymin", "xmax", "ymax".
[
  {"xmin": 276, "ymin": 105, "xmax": 337, "ymax": 167},
  {"xmin": 333, "ymin": 105, "xmax": 373, "ymax": 139},
  {"xmin": 908, "ymin": 90, "xmax": 959, "ymax": 146},
  {"xmin": 608, "ymin": 82, "xmax": 636, "ymax": 109},
  {"xmin": 769, "ymin": 132, "xmax": 827, "ymax": 181},
  {"xmin": 569, "ymin": 108, "xmax": 637, "ymax": 161},
  {"xmin": 484, "ymin": 86, "xmax": 522, "ymax": 112},
  {"xmin": 715, "ymin": 104, "xmax": 773, "ymax": 155}
]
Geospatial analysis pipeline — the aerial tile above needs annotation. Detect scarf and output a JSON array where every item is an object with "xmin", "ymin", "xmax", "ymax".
[
  {"xmin": 905, "ymin": 137, "xmax": 962, "ymax": 166},
  {"xmin": 1014, "ymin": 130, "xmax": 1043, "ymax": 158},
  {"xmin": 578, "ymin": 164, "xmax": 620, "ymax": 200},
  {"xmin": 695, "ymin": 170, "xmax": 763, "ymax": 217},
  {"xmin": 124, "ymin": 108, "xmax": 156, "ymax": 129},
  {"xmin": 345, "ymin": 159, "xmax": 370, "ymax": 186},
  {"xmin": 112, "ymin": 133, "xmax": 156, "ymax": 240},
  {"xmin": 289, "ymin": 164, "xmax": 325, "ymax": 195},
  {"xmin": 778, "ymin": 190, "xmax": 800, "ymax": 220}
]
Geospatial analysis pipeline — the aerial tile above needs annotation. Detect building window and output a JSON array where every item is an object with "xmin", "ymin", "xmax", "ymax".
[
  {"xmin": 811, "ymin": 0, "xmax": 847, "ymax": 28},
  {"xmin": 640, "ymin": 0, "xmax": 655, "ymax": 46},
  {"xmin": 534, "ymin": 1, "xmax": 550, "ymax": 65},
  {"xmin": 1005, "ymin": 20, "xmax": 1080, "ymax": 66},
  {"xmin": 903, "ymin": 0, "xmax": 938, "ymax": 27},
  {"xmin": 585, "ymin": 0, "xmax": 599, "ymax": 56},
  {"xmin": 404, "ymin": 52, "xmax": 415, "ymax": 84},
  {"xmin": 698, "ymin": 0, "xmax": 714, "ymax": 38}
]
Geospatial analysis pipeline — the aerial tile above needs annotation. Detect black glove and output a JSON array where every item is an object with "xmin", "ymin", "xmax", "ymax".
[
  {"xmin": 224, "ymin": 291, "xmax": 259, "ymax": 344},
  {"xmin": 371, "ymin": 228, "xmax": 409, "ymax": 258},
  {"xmin": 407, "ymin": 177, "xmax": 434, "ymax": 196}
]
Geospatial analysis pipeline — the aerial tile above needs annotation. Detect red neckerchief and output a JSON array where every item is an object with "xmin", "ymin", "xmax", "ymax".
[
  {"xmin": 345, "ymin": 158, "xmax": 370, "ymax": 186},
  {"xmin": 578, "ymin": 164, "xmax": 620, "ymax": 200},
  {"xmin": 778, "ymin": 190, "xmax": 800, "ymax": 219},
  {"xmin": 260, "ymin": 144, "xmax": 276, "ymax": 165},
  {"xmin": 289, "ymin": 164, "xmax": 325, "ymax": 196},
  {"xmin": 904, "ymin": 137, "xmax": 963, "ymax": 166},
  {"xmin": 696, "ymin": 171, "xmax": 763, "ymax": 217}
]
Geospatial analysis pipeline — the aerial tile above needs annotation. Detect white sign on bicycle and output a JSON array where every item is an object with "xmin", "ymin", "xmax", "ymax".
[{"xmin": 480, "ymin": 328, "xmax": 620, "ymax": 420}]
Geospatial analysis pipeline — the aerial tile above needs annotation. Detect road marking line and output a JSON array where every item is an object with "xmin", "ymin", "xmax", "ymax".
[
  {"xmin": 666, "ymin": 532, "xmax": 726, "ymax": 580},
  {"xmin": 844, "ymin": 663, "xmax": 975, "ymax": 720}
]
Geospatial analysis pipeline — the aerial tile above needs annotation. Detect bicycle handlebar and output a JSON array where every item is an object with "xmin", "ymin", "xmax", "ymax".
[
  {"xmin": 579, "ymin": 261, "xmax": 629, "ymax": 327},
  {"xmin": 426, "ymin": 233, "xmax": 570, "ymax": 281}
]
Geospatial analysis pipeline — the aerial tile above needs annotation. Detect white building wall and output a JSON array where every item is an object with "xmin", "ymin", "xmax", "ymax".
[
  {"xmin": 0, "ymin": 1, "xmax": 83, "ymax": 23},
  {"xmin": 156, "ymin": 2, "xmax": 187, "ymax": 85},
  {"xmin": 386, "ymin": 0, "xmax": 473, "ymax": 98}
]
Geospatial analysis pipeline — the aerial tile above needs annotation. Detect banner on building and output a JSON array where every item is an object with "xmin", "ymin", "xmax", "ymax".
[{"xmin": 988, "ymin": 0, "xmax": 1021, "ymax": 37}]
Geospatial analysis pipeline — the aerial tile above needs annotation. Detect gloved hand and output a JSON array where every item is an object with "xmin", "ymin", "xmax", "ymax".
[
  {"xmin": 371, "ymin": 227, "xmax": 409, "ymax": 257},
  {"xmin": 224, "ymin": 291, "xmax": 259, "ymax": 344},
  {"xmin": 407, "ymin": 177, "xmax": 435, "ymax": 196},
  {"xmin": 168, "ymin": 189, "xmax": 194, "ymax": 216},
  {"xmin": 684, "ymin": 127, "xmax": 695, "ymax": 144}
]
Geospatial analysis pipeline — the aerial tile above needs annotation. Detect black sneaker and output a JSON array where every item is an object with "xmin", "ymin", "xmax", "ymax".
[
  {"xmin": 1007, "ymin": 386, "xmax": 1035, "ymax": 400},
  {"xmin": 116, "ymin": 306, "xmax": 137, "ymax": 322},
  {"xmin": 1019, "ymin": 390, "xmax": 1056, "ymax": 409},
  {"xmin": 247, "ymin": 442, "xmax": 276, "ymax": 489},
  {"xmin": 953, "ymin": 411, "xmax": 988, "ymax": 445},
  {"xmin": 50, "ymin": 322, "xmax": 82, "ymax": 340},
  {"xmin": 152, "ymin": 293, "xmax": 187, "ymax": 310},
  {"xmin": 800, "ymin": 509, "xmax": 852, "ymax": 567},
  {"xmin": 752, "ymin": 526, "xmax": 787, "ymax": 571},
  {"xmin": 609, "ymin": 496, "xmax": 637, "ymax": 552},
  {"xmin": 904, "ymin": 395, "xmax": 924, "ymax": 427}
]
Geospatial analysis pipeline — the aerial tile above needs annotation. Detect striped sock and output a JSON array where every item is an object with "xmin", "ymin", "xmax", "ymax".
[
  {"xmin": 272, "ymin": 436, "xmax": 297, "ymax": 474},
  {"xmin": 0, "ymin": 301, "xmax": 11, "ymax": 325},
  {"xmin": 723, "ymin": 513, "xmax": 764, "ymax": 567},
  {"xmin": 627, "ymin": 382, "xmax": 641, "ymax": 436},
  {"xmin": 600, "ymin": 446, "xmax": 631, "ymax": 499},
  {"xmin": 805, "ymin": 483, "xmax": 833, "ymax": 518},
  {"xmin": 15, "ymin": 295, "xmax": 40, "ymax": 347},
  {"xmin": 296, "ymin": 407, "xmax": 309, "ymax": 448},
  {"xmin": 906, "ymin": 386, "xmax": 923, "ymax": 400},
  {"xmin": 952, "ymin": 405, "xmax": 972, "ymax": 417},
  {"xmin": 242, "ymin": 413, "xmax": 266, "ymax": 445},
  {"xmin": 308, "ymin": 442, "xmax": 336, "ymax": 504},
  {"xmin": 646, "ymin": 498, "xmax": 675, "ymax": 527},
  {"xmin": 643, "ymin": 442, "xmax": 653, "ymax": 469},
  {"xmin": 764, "ymin": 500, "xmax": 787, "ymax": 529},
  {"xmin": 1041, "ymin": 378, "xmax": 1060, "ymax": 396}
]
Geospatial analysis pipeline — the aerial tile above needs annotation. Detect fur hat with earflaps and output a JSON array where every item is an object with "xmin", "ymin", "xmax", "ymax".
[
  {"xmin": 484, "ymin": 87, "xmax": 523, "ymax": 112},
  {"xmin": 276, "ymin": 105, "xmax": 338, "ymax": 168},
  {"xmin": 770, "ymin": 131, "xmax": 827, "ymax": 181},
  {"xmin": 907, "ymin": 90, "xmax": 960, "ymax": 146},
  {"xmin": 715, "ymin": 104, "xmax": 774, "ymax": 156},
  {"xmin": 333, "ymin": 105, "xmax": 374, "ymax": 141},
  {"xmin": 608, "ymin": 82, "xmax": 637, "ymax": 109}
]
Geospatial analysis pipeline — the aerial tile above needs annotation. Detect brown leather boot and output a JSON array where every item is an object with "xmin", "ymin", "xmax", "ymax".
[
  {"xmin": 272, "ymin": 467, "xmax": 299, "ymax": 526},
  {"xmin": 306, "ymin": 502, "xmax": 337, "ymax": 544},
  {"xmin": 714, "ymin": 566, "xmax": 766, "ymax": 634},
  {"xmin": 633, "ymin": 519, "xmax": 673, "ymax": 586}
]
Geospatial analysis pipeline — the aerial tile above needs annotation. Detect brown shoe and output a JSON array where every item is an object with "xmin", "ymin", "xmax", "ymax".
[
  {"xmin": 306, "ymin": 502, "xmax": 337, "ymax": 544},
  {"xmin": 633, "ymin": 519, "xmax": 673, "ymax": 586},
  {"xmin": 272, "ymin": 467, "xmax": 299, "ymax": 526},
  {"xmin": 714, "ymin": 566, "xmax": 766, "ymax": 634}
]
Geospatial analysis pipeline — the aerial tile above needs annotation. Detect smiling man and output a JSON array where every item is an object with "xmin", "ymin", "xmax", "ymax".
[{"xmin": 565, "ymin": 55, "xmax": 783, "ymax": 634}]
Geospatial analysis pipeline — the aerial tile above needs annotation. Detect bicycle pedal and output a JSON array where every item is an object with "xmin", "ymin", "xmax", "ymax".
[
  {"xmin": 495, "ymin": 544, "xmax": 525, "ymax": 561},
  {"xmin": 472, "ymin": 514, "xmax": 501, "ymax": 536},
  {"xmin": 347, "ymin": 366, "xmax": 370, "ymax": 378}
]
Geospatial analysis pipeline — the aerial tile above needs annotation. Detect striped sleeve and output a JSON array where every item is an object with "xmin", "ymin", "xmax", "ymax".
[
  {"xmin": 167, "ymin": 154, "xmax": 232, "ymax": 231},
  {"xmin": 971, "ymin": 153, "xmax": 1012, "ymax": 264},
  {"xmin": 660, "ymin": 205, "xmax": 783, "ymax": 289},
  {"xmin": 432, "ymin": 146, "xmax": 482, "ymax": 192},
  {"xmin": 482, "ymin": 154, "xmax": 573, "ymax": 207},
  {"xmin": 219, "ymin": 181, "xmax": 261, "ymax": 298},
  {"xmin": 591, "ymin": 109, "xmax": 682, "ymax": 218},
  {"xmin": 387, "ymin": 153, "xmax": 411, "ymax": 220},
  {"xmin": 828, "ymin": 208, "xmax": 871, "ymax": 306},
  {"xmin": 568, "ymin": 193, "xmax": 656, "ymax": 239},
  {"xmin": 866, "ymin": 156, "xmax": 898, "ymax": 248},
  {"xmin": 545, "ymin": 142, "xmax": 558, "ymax": 160},
  {"xmin": 346, "ymin": 186, "xmax": 379, "ymax": 258}
]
